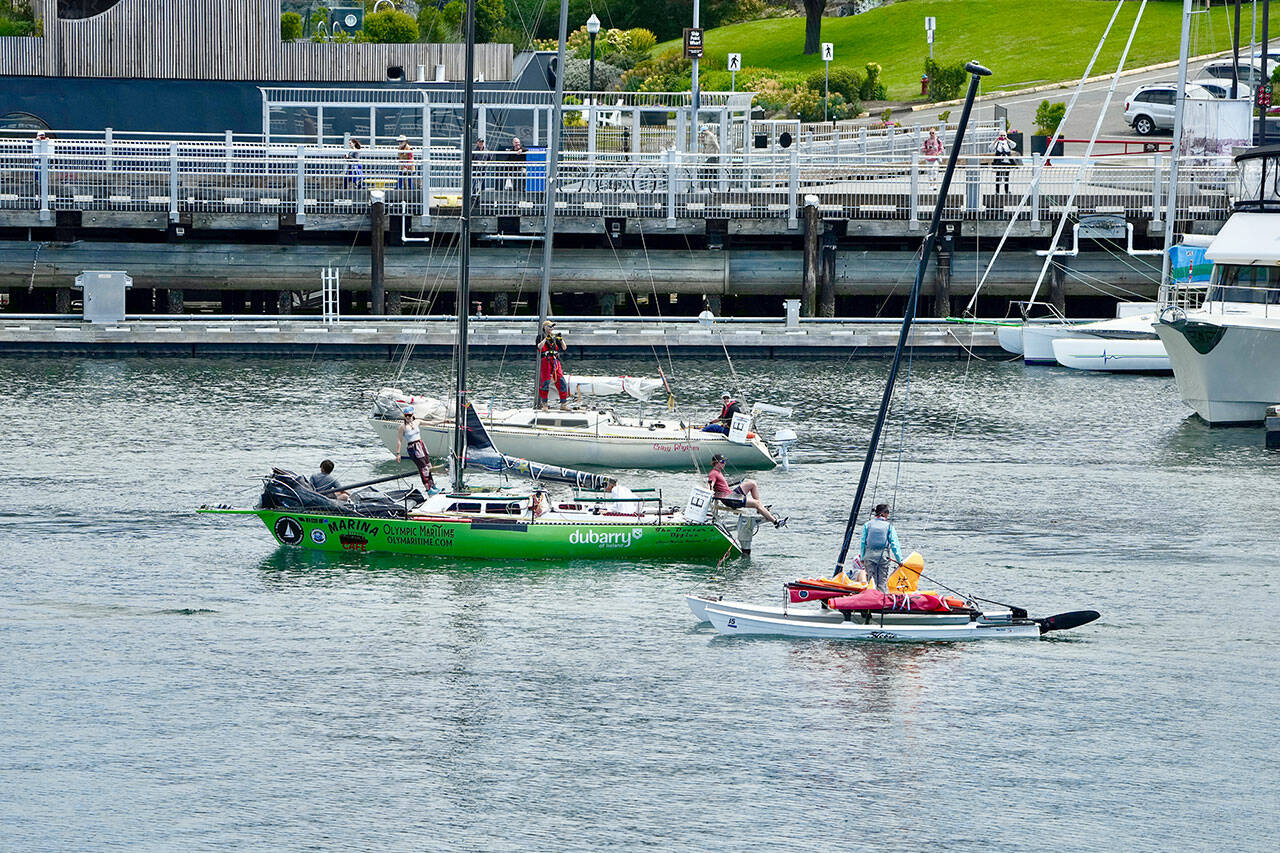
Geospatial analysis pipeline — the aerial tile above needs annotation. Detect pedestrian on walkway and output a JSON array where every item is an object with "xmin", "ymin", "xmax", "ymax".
[{"xmin": 991, "ymin": 130, "xmax": 1017, "ymax": 196}]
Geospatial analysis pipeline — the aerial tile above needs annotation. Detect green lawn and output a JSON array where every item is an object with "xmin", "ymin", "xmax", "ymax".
[{"xmin": 655, "ymin": 0, "xmax": 1234, "ymax": 99}]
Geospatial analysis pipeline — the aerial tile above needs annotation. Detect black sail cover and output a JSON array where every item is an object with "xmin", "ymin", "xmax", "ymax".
[{"xmin": 461, "ymin": 404, "xmax": 612, "ymax": 491}]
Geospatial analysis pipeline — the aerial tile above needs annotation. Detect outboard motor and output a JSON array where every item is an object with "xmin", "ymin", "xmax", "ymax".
[{"xmin": 773, "ymin": 427, "xmax": 799, "ymax": 471}]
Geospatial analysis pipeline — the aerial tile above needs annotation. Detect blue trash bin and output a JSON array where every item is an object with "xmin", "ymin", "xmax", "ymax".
[{"xmin": 525, "ymin": 147, "xmax": 547, "ymax": 192}]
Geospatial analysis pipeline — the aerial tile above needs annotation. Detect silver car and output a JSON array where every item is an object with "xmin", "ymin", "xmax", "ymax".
[{"xmin": 1124, "ymin": 83, "xmax": 1213, "ymax": 135}]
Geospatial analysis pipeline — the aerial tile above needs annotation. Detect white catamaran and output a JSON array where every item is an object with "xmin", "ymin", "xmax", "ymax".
[{"xmin": 693, "ymin": 62, "xmax": 1099, "ymax": 642}]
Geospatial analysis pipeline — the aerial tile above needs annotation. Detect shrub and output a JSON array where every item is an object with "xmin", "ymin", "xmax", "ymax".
[
  {"xmin": 924, "ymin": 58, "xmax": 967, "ymax": 102},
  {"xmin": 280, "ymin": 12, "xmax": 302, "ymax": 42},
  {"xmin": 789, "ymin": 88, "xmax": 852, "ymax": 123},
  {"xmin": 861, "ymin": 62, "xmax": 887, "ymax": 101},
  {"xmin": 620, "ymin": 49, "xmax": 691, "ymax": 93},
  {"xmin": 417, "ymin": 3, "xmax": 459, "ymax": 42},
  {"xmin": 805, "ymin": 67, "xmax": 863, "ymax": 104},
  {"xmin": 364, "ymin": 9, "xmax": 418, "ymax": 43},
  {"xmin": 564, "ymin": 58, "xmax": 623, "ymax": 92},
  {"xmin": 1034, "ymin": 100, "xmax": 1067, "ymax": 136},
  {"xmin": 880, "ymin": 107, "xmax": 894, "ymax": 123}
]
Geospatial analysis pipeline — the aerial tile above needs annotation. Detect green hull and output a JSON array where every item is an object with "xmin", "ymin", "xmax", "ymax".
[{"xmin": 206, "ymin": 509, "xmax": 741, "ymax": 561}]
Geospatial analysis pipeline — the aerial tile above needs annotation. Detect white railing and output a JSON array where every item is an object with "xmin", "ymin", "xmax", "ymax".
[{"xmin": 0, "ymin": 139, "xmax": 1234, "ymax": 226}]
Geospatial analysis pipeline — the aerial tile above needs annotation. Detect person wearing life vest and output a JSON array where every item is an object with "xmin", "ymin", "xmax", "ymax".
[
  {"xmin": 537, "ymin": 320, "xmax": 570, "ymax": 411},
  {"xmin": 702, "ymin": 392, "xmax": 743, "ymax": 434},
  {"xmin": 858, "ymin": 503, "xmax": 903, "ymax": 590}
]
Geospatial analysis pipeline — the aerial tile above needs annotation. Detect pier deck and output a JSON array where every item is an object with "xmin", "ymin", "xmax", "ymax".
[{"xmin": 0, "ymin": 317, "xmax": 1005, "ymax": 358}]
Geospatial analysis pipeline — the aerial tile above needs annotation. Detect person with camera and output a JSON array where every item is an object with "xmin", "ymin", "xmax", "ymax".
[{"xmin": 537, "ymin": 320, "xmax": 570, "ymax": 410}]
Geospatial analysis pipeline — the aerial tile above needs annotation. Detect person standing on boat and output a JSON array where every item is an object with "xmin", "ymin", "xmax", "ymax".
[
  {"xmin": 394, "ymin": 406, "xmax": 436, "ymax": 491},
  {"xmin": 537, "ymin": 320, "xmax": 570, "ymax": 411},
  {"xmin": 708, "ymin": 454, "xmax": 786, "ymax": 528},
  {"xmin": 309, "ymin": 459, "xmax": 349, "ymax": 500},
  {"xmin": 702, "ymin": 392, "xmax": 743, "ymax": 434},
  {"xmin": 858, "ymin": 503, "xmax": 903, "ymax": 590}
]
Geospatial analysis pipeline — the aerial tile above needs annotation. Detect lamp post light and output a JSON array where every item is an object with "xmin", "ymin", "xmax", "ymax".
[{"xmin": 586, "ymin": 14, "xmax": 600, "ymax": 93}]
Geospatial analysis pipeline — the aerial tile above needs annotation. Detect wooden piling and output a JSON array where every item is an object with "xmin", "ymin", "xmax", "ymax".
[
  {"xmin": 370, "ymin": 199, "xmax": 386, "ymax": 315},
  {"xmin": 802, "ymin": 197, "xmax": 819, "ymax": 317}
]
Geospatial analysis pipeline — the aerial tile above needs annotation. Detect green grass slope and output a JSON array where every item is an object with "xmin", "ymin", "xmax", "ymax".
[{"xmin": 656, "ymin": 0, "xmax": 1233, "ymax": 99}]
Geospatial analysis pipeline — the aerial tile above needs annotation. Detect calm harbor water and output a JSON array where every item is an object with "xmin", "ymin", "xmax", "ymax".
[{"xmin": 1, "ymin": 353, "xmax": 1277, "ymax": 851}]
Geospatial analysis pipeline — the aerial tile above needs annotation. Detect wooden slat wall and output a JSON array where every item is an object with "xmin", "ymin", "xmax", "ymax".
[
  {"xmin": 0, "ymin": 0, "xmax": 511, "ymax": 81},
  {"xmin": 0, "ymin": 37, "xmax": 43, "ymax": 75}
]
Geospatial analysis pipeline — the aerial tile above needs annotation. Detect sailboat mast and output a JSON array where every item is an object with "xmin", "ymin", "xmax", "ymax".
[
  {"xmin": 534, "ymin": 0, "xmax": 571, "ymax": 405},
  {"xmin": 833, "ymin": 61, "xmax": 991, "ymax": 575},
  {"xmin": 453, "ymin": 0, "xmax": 478, "ymax": 493},
  {"xmin": 1158, "ymin": 0, "xmax": 1194, "ymax": 302}
]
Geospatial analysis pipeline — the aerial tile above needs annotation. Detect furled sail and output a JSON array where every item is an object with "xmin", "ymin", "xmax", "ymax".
[{"xmin": 564, "ymin": 375, "xmax": 667, "ymax": 402}]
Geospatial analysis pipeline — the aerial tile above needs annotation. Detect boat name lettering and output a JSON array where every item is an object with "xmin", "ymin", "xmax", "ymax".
[
  {"xmin": 568, "ymin": 527, "xmax": 646, "ymax": 548},
  {"xmin": 382, "ymin": 522, "xmax": 456, "ymax": 548},
  {"xmin": 869, "ymin": 631, "xmax": 897, "ymax": 640},
  {"xmin": 650, "ymin": 443, "xmax": 697, "ymax": 453},
  {"xmin": 326, "ymin": 518, "xmax": 382, "ymax": 536}
]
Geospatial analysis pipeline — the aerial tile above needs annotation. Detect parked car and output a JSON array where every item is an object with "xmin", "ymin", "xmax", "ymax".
[
  {"xmin": 1199, "ymin": 57, "xmax": 1267, "ymax": 88},
  {"xmin": 1124, "ymin": 82, "xmax": 1214, "ymax": 135},
  {"xmin": 1189, "ymin": 78, "xmax": 1255, "ymax": 101}
]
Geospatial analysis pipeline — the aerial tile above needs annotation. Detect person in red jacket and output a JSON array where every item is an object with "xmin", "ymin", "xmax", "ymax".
[{"xmin": 537, "ymin": 320, "xmax": 570, "ymax": 410}]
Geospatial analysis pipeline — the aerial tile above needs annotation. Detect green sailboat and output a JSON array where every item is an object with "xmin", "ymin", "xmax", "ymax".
[{"xmin": 199, "ymin": 0, "xmax": 746, "ymax": 563}]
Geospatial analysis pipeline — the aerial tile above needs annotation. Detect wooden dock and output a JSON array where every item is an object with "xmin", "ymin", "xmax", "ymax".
[{"xmin": 0, "ymin": 317, "xmax": 1006, "ymax": 358}]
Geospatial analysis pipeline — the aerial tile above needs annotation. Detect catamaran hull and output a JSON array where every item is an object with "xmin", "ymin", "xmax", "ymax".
[
  {"xmin": 1051, "ymin": 336, "xmax": 1170, "ymax": 372},
  {"xmin": 704, "ymin": 605, "xmax": 1040, "ymax": 640},
  {"xmin": 686, "ymin": 595, "xmax": 973, "ymax": 626},
  {"xmin": 222, "ymin": 509, "xmax": 741, "ymax": 561},
  {"xmin": 370, "ymin": 416, "xmax": 775, "ymax": 470}
]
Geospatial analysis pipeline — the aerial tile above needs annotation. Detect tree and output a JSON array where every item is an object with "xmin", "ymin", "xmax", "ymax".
[
  {"xmin": 802, "ymin": 0, "xmax": 824, "ymax": 56},
  {"xmin": 475, "ymin": 0, "xmax": 506, "ymax": 42},
  {"xmin": 364, "ymin": 8, "xmax": 419, "ymax": 44},
  {"xmin": 280, "ymin": 12, "xmax": 303, "ymax": 42}
]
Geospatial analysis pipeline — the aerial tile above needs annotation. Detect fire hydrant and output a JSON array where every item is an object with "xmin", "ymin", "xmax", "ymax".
[{"xmin": 921, "ymin": 75, "xmax": 929, "ymax": 96}]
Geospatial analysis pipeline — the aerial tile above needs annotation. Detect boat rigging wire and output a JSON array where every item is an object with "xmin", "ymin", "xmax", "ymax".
[{"xmin": 962, "ymin": 0, "xmax": 1128, "ymax": 315}]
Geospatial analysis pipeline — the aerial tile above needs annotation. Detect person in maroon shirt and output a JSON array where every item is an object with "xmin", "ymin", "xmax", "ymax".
[{"xmin": 707, "ymin": 454, "xmax": 786, "ymax": 527}]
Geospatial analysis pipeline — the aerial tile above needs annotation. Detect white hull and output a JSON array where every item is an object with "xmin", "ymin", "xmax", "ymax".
[
  {"xmin": 996, "ymin": 324, "xmax": 1024, "ymax": 355},
  {"xmin": 704, "ymin": 604, "xmax": 1040, "ymax": 641},
  {"xmin": 1020, "ymin": 323, "xmax": 1083, "ymax": 365},
  {"xmin": 685, "ymin": 594, "xmax": 973, "ymax": 626},
  {"xmin": 1155, "ymin": 314, "xmax": 1280, "ymax": 424},
  {"xmin": 371, "ymin": 414, "xmax": 775, "ymax": 470},
  {"xmin": 1051, "ymin": 336, "xmax": 1169, "ymax": 372}
]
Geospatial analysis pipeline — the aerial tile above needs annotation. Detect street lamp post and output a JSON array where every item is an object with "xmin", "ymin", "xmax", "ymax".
[{"xmin": 586, "ymin": 14, "xmax": 600, "ymax": 93}]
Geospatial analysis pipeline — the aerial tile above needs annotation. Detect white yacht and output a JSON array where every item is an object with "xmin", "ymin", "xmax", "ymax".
[{"xmin": 1155, "ymin": 147, "xmax": 1280, "ymax": 424}]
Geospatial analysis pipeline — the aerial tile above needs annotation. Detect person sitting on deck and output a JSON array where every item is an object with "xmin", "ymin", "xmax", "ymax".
[
  {"xmin": 857, "ymin": 503, "xmax": 904, "ymax": 591},
  {"xmin": 604, "ymin": 478, "xmax": 641, "ymax": 515},
  {"xmin": 708, "ymin": 453, "xmax": 786, "ymax": 528},
  {"xmin": 702, "ymin": 392, "xmax": 743, "ymax": 434},
  {"xmin": 309, "ymin": 460, "xmax": 349, "ymax": 501}
]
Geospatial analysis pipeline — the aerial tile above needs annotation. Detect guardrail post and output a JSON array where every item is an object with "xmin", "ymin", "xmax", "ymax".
[
  {"xmin": 295, "ymin": 144, "xmax": 307, "ymax": 225},
  {"xmin": 422, "ymin": 107, "xmax": 432, "ymax": 223},
  {"xmin": 630, "ymin": 107, "xmax": 641, "ymax": 154},
  {"xmin": 859, "ymin": 126, "xmax": 867, "ymax": 157},
  {"xmin": 1151, "ymin": 153, "xmax": 1163, "ymax": 229},
  {"xmin": 676, "ymin": 110, "xmax": 687, "ymax": 153},
  {"xmin": 909, "ymin": 148, "xmax": 920, "ymax": 229},
  {"xmin": 787, "ymin": 148, "xmax": 799, "ymax": 230},
  {"xmin": 105, "ymin": 126, "xmax": 114, "ymax": 173},
  {"xmin": 965, "ymin": 158, "xmax": 980, "ymax": 211},
  {"xmin": 168, "ymin": 141, "xmax": 179, "ymax": 222},
  {"xmin": 224, "ymin": 129, "xmax": 233, "ymax": 175},
  {"xmin": 665, "ymin": 148, "xmax": 677, "ymax": 227},
  {"xmin": 37, "ymin": 139, "xmax": 50, "ymax": 221},
  {"xmin": 587, "ymin": 101, "xmax": 597, "ymax": 156},
  {"xmin": 1030, "ymin": 153, "xmax": 1042, "ymax": 230}
]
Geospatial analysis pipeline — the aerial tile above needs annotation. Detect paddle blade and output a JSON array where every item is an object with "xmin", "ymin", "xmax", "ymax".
[{"xmin": 1037, "ymin": 610, "xmax": 1101, "ymax": 635}]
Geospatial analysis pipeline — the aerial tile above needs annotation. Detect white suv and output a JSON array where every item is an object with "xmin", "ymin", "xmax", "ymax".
[{"xmin": 1124, "ymin": 83, "xmax": 1213, "ymax": 135}]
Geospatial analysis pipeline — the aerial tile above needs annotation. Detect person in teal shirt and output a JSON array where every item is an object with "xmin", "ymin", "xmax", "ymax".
[{"xmin": 858, "ymin": 503, "xmax": 903, "ymax": 590}]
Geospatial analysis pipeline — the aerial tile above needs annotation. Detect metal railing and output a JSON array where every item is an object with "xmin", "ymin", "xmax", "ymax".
[{"xmin": 0, "ymin": 138, "xmax": 1234, "ymax": 226}]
